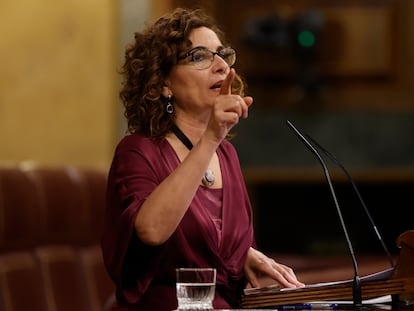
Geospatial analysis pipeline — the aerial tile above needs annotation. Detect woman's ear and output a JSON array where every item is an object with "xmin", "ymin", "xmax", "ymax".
[
  {"xmin": 161, "ymin": 85, "xmax": 170, "ymax": 98},
  {"xmin": 162, "ymin": 80, "xmax": 171, "ymax": 98}
]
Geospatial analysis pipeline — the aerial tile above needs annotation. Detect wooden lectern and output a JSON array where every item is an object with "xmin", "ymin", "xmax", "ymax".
[{"xmin": 241, "ymin": 230, "xmax": 414, "ymax": 309}]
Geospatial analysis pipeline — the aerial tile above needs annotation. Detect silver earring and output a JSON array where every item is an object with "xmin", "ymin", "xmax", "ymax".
[{"xmin": 166, "ymin": 95, "xmax": 174, "ymax": 114}]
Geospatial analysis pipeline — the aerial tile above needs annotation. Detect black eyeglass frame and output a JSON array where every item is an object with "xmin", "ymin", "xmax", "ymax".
[{"xmin": 177, "ymin": 46, "xmax": 236, "ymax": 69}]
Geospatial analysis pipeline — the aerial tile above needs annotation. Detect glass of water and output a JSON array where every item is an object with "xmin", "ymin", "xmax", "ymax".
[{"xmin": 176, "ymin": 268, "xmax": 216, "ymax": 310}]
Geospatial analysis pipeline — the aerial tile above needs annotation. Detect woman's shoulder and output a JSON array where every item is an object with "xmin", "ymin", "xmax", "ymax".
[
  {"xmin": 115, "ymin": 133, "xmax": 163, "ymax": 153},
  {"xmin": 220, "ymin": 138, "xmax": 236, "ymax": 152},
  {"xmin": 219, "ymin": 139, "xmax": 239, "ymax": 160}
]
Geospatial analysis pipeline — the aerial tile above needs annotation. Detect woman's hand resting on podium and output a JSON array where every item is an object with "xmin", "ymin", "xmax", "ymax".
[{"xmin": 244, "ymin": 247, "xmax": 305, "ymax": 289}]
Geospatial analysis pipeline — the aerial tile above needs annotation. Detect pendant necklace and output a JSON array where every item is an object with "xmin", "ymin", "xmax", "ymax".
[{"xmin": 172, "ymin": 124, "xmax": 215, "ymax": 187}]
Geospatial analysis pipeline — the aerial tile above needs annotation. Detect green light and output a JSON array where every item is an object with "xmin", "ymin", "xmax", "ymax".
[{"xmin": 298, "ymin": 30, "xmax": 315, "ymax": 47}]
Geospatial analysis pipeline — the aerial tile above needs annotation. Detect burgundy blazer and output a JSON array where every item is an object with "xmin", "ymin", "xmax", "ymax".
[{"xmin": 101, "ymin": 133, "xmax": 255, "ymax": 310}]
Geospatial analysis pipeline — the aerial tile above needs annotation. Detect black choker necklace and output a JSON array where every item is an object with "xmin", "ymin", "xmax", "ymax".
[{"xmin": 172, "ymin": 124, "xmax": 215, "ymax": 187}]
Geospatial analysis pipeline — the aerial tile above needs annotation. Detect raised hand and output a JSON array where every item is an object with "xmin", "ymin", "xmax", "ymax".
[{"xmin": 206, "ymin": 68, "xmax": 253, "ymax": 143}]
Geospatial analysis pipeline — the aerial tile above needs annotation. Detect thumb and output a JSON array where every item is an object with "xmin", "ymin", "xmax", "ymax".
[
  {"xmin": 219, "ymin": 68, "xmax": 235, "ymax": 95},
  {"xmin": 244, "ymin": 96, "xmax": 253, "ymax": 107},
  {"xmin": 246, "ymin": 269, "xmax": 260, "ymax": 288}
]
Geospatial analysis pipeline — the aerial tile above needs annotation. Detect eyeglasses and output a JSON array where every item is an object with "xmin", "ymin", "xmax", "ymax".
[{"xmin": 178, "ymin": 46, "xmax": 236, "ymax": 70}]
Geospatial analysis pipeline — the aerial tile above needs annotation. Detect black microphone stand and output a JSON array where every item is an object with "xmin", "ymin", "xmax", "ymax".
[
  {"xmin": 287, "ymin": 120, "xmax": 363, "ymax": 307},
  {"xmin": 304, "ymin": 133, "xmax": 395, "ymax": 268}
]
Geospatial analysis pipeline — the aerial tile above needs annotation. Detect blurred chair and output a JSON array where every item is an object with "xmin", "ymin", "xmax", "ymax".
[
  {"xmin": 77, "ymin": 168, "xmax": 107, "ymax": 244},
  {"xmin": 0, "ymin": 251, "xmax": 49, "ymax": 311},
  {"xmin": 0, "ymin": 167, "xmax": 42, "ymax": 250},
  {"xmin": 24, "ymin": 166, "xmax": 90, "ymax": 245},
  {"xmin": 0, "ymin": 164, "xmax": 114, "ymax": 311},
  {"xmin": 35, "ymin": 246, "xmax": 91, "ymax": 311},
  {"xmin": 79, "ymin": 245, "xmax": 115, "ymax": 311}
]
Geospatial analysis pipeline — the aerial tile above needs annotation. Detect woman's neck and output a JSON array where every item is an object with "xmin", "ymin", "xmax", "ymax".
[{"xmin": 173, "ymin": 115, "xmax": 208, "ymax": 145}]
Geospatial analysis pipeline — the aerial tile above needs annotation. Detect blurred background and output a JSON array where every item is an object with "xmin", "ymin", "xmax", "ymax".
[{"xmin": 1, "ymin": 0, "xmax": 413, "ymax": 256}]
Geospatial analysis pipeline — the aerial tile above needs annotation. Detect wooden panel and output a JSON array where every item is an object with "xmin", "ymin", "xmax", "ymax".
[
  {"xmin": 319, "ymin": 6, "xmax": 395, "ymax": 76},
  {"xmin": 0, "ymin": 0, "xmax": 117, "ymax": 168},
  {"xmin": 218, "ymin": 2, "xmax": 396, "ymax": 78}
]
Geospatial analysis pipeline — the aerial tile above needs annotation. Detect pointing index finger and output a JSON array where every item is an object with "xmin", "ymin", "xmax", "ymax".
[{"xmin": 220, "ymin": 68, "xmax": 235, "ymax": 95}]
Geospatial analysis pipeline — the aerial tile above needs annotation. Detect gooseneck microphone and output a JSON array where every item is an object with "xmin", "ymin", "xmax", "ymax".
[
  {"xmin": 304, "ymin": 133, "xmax": 395, "ymax": 268},
  {"xmin": 286, "ymin": 120, "xmax": 362, "ymax": 306}
]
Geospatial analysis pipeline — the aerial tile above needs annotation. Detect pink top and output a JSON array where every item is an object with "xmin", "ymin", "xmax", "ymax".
[
  {"xmin": 199, "ymin": 187, "xmax": 223, "ymax": 247},
  {"xmin": 101, "ymin": 133, "xmax": 255, "ymax": 310}
]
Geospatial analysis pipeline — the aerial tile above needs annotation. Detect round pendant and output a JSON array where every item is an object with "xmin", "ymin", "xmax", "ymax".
[{"xmin": 202, "ymin": 168, "xmax": 215, "ymax": 187}]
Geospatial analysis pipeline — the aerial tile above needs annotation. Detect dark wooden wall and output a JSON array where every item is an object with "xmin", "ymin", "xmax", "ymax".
[{"xmin": 172, "ymin": 0, "xmax": 414, "ymax": 256}]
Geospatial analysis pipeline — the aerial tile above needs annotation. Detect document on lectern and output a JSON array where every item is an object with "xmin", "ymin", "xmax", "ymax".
[{"xmin": 243, "ymin": 267, "xmax": 395, "ymax": 296}]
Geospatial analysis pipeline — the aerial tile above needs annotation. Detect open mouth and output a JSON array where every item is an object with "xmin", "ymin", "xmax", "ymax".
[{"xmin": 210, "ymin": 81, "xmax": 222, "ymax": 90}]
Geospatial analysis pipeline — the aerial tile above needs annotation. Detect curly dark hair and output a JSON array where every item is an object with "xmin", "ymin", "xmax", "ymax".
[{"xmin": 119, "ymin": 7, "xmax": 247, "ymax": 138}]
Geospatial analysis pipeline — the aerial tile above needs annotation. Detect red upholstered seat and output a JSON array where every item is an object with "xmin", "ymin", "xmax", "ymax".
[
  {"xmin": 79, "ymin": 245, "xmax": 115, "ymax": 311},
  {"xmin": 24, "ymin": 166, "xmax": 91, "ymax": 245},
  {"xmin": 0, "ymin": 167, "xmax": 42, "ymax": 250},
  {"xmin": 0, "ymin": 251, "xmax": 49, "ymax": 311},
  {"xmin": 35, "ymin": 245, "xmax": 92, "ymax": 311},
  {"xmin": 0, "ymin": 165, "xmax": 114, "ymax": 311}
]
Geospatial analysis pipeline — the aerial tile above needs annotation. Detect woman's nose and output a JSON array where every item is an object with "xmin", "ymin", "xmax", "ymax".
[{"xmin": 211, "ymin": 54, "xmax": 229, "ymax": 73}]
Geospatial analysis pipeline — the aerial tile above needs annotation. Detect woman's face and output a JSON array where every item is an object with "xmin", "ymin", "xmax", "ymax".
[{"xmin": 164, "ymin": 27, "xmax": 231, "ymax": 120}]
